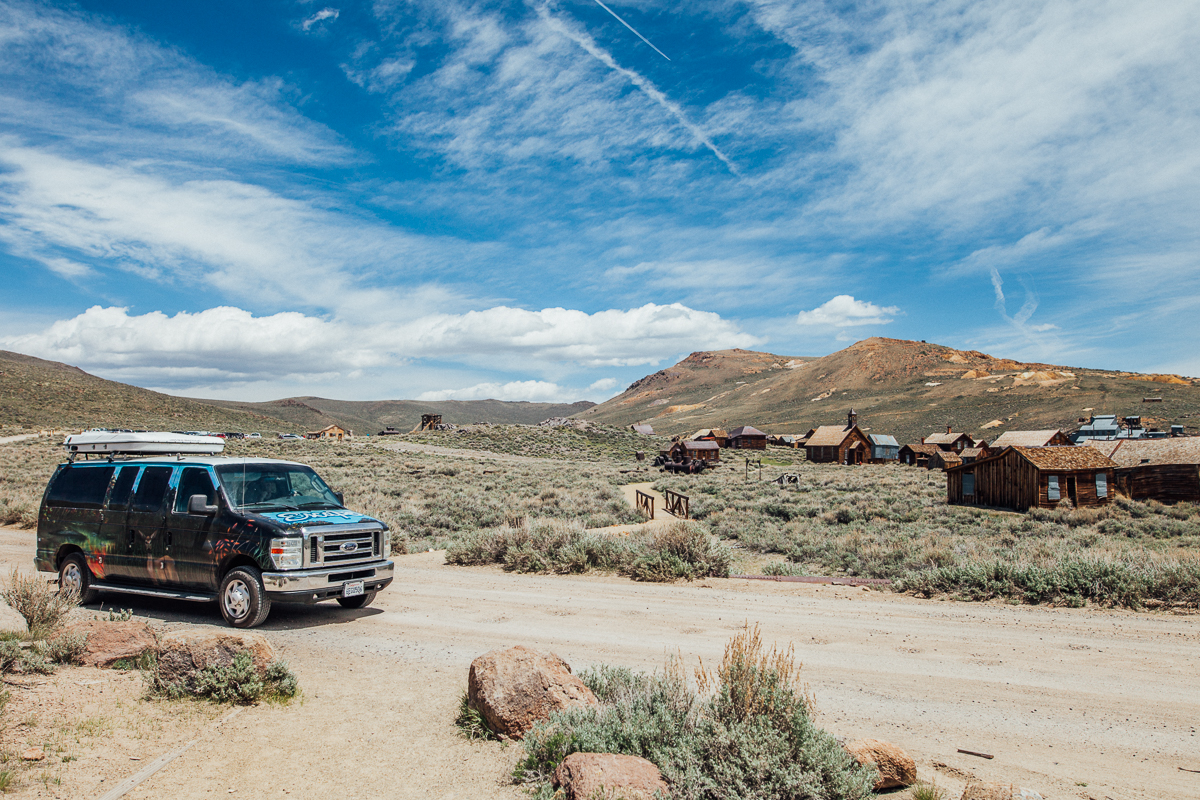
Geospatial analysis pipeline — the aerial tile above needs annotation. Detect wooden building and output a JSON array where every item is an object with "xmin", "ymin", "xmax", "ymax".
[
  {"xmin": 867, "ymin": 434, "xmax": 900, "ymax": 463},
  {"xmin": 929, "ymin": 450, "xmax": 963, "ymax": 471},
  {"xmin": 306, "ymin": 424, "xmax": 350, "ymax": 441},
  {"xmin": 899, "ymin": 443, "xmax": 943, "ymax": 468},
  {"xmin": 668, "ymin": 440, "xmax": 721, "ymax": 463},
  {"xmin": 803, "ymin": 410, "xmax": 872, "ymax": 465},
  {"xmin": 727, "ymin": 425, "xmax": 768, "ymax": 450},
  {"xmin": 689, "ymin": 428, "xmax": 728, "ymax": 448},
  {"xmin": 1086, "ymin": 438, "xmax": 1200, "ymax": 503},
  {"xmin": 922, "ymin": 427, "xmax": 976, "ymax": 452},
  {"xmin": 946, "ymin": 446, "xmax": 1117, "ymax": 511},
  {"xmin": 959, "ymin": 447, "xmax": 986, "ymax": 464},
  {"xmin": 988, "ymin": 430, "xmax": 1073, "ymax": 449}
]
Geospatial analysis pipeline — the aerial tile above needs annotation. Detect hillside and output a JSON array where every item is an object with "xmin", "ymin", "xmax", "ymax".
[
  {"xmin": 202, "ymin": 397, "xmax": 596, "ymax": 434},
  {"xmin": 0, "ymin": 350, "xmax": 292, "ymax": 433},
  {"xmin": 577, "ymin": 338, "xmax": 1200, "ymax": 443}
]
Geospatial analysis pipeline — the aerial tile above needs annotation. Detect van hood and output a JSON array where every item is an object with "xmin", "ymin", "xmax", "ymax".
[{"xmin": 256, "ymin": 509, "xmax": 381, "ymax": 528}]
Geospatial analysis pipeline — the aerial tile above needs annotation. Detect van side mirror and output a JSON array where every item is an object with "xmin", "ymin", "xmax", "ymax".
[
  {"xmin": 188, "ymin": 494, "xmax": 218, "ymax": 515},
  {"xmin": 334, "ymin": 491, "xmax": 344, "ymax": 506}
]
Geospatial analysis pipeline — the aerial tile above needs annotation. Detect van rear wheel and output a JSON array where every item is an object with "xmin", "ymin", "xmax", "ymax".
[
  {"xmin": 219, "ymin": 567, "xmax": 271, "ymax": 628},
  {"xmin": 336, "ymin": 591, "xmax": 376, "ymax": 609},
  {"xmin": 59, "ymin": 554, "xmax": 99, "ymax": 605}
]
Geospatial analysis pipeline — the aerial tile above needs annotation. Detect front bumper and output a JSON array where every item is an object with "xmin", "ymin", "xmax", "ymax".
[{"xmin": 262, "ymin": 559, "xmax": 394, "ymax": 604}]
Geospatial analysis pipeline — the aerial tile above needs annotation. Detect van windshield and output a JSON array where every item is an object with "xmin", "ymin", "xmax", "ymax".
[{"xmin": 215, "ymin": 464, "xmax": 342, "ymax": 512}]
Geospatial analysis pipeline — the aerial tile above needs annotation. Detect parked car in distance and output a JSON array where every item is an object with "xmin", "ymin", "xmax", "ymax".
[
  {"xmin": 38, "ymin": 448, "xmax": 394, "ymax": 627},
  {"xmin": 246, "ymin": 433, "xmax": 262, "ymax": 439},
  {"xmin": 277, "ymin": 433, "xmax": 304, "ymax": 440}
]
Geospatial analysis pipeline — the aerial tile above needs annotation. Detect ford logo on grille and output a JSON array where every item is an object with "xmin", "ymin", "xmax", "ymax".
[{"xmin": 340, "ymin": 542, "xmax": 359, "ymax": 553}]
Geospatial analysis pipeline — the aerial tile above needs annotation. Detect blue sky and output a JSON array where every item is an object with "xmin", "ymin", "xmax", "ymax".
[{"xmin": 1, "ymin": 0, "xmax": 1197, "ymax": 403}]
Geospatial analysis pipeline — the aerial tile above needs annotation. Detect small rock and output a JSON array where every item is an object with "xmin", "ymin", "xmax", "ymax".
[
  {"xmin": 467, "ymin": 645, "xmax": 598, "ymax": 739},
  {"xmin": 156, "ymin": 629, "xmax": 275, "ymax": 686},
  {"xmin": 65, "ymin": 620, "xmax": 158, "ymax": 668},
  {"xmin": 21, "ymin": 747, "xmax": 45, "ymax": 761},
  {"xmin": 553, "ymin": 752, "xmax": 669, "ymax": 800},
  {"xmin": 961, "ymin": 783, "xmax": 1044, "ymax": 800},
  {"xmin": 844, "ymin": 738, "xmax": 917, "ymax": 789}
]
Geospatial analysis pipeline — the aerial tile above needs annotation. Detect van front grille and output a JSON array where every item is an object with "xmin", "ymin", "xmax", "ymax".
[{"xmin": 304, "ymin": 524, "xmax": 383, "ymax": 568}]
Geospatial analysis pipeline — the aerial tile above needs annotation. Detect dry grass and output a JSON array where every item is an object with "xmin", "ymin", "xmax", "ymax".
[{"xmin": 1, "ymin": 569, "xmax": 77, "ymax": 639}]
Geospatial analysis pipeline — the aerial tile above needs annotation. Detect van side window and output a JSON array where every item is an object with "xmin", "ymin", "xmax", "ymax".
[
  {"xmin": 175, "ymin": 468, "xmax": 216, "ymax": 513},
  {"xmin": 108, "ymin": 467, "xmax": 139, "ymax": 511},
  {"xmin": 46, "ymin": 466, "xmax": 115, "ymax": 509},
  {"xmin": 131, "ymin": 467, "xmax": 173, "ymax": 513}
]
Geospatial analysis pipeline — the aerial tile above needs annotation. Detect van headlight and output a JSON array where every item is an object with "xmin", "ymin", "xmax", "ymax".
[
  {"xmin": 380, "ymin": 531, "xmax": 391, "ymax": 559},
  {"xmin": 269, "ymin": 537, "xmax": 303, "ymax": 569}
]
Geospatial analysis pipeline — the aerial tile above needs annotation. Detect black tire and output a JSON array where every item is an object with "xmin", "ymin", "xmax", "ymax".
[
  {"xmin": 219, "ymin": 567, "xmax": 271, "ymax": 628},
  {"xmin": 59, "ymin": 554, "xmax": 99, "ymax": 605},
  {"xmin": 336, "ymin": 590, "xmax": 377, "ymax": 609}
]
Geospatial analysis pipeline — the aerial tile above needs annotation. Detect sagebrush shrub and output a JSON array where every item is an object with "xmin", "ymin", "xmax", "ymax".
[{"xmin": 1, "ymin": 569, "xmax": 78, "ymax": 637}]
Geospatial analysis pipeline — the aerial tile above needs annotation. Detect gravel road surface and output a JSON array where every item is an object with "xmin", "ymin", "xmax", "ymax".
[{"xmin": 2, "ymin": 528, "xmax": 1197, "ymax": 800}]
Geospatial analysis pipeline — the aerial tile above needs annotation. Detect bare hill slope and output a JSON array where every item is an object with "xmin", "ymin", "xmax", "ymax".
[
  {"xmin": 0, "ymin": 350, "xmax": 289, "ymax": 433},
  {"xmin": 578, "ymin": 338, "xmax": 1199, "ymax": 443}
]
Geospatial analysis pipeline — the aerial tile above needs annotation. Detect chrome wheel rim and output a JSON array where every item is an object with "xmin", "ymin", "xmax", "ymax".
[
  {"xmin": 224, "ymin": 579, "xmax": 251, "ymax": 619},
  {"xmin": 61, "ymin": 562, "xmax": 83, "ymax": 595}
]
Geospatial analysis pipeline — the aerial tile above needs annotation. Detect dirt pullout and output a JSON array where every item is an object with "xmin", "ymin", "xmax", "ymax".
[{"xmin": 2, "ymin": 529, "xmax": 1198, "ymax": 799}]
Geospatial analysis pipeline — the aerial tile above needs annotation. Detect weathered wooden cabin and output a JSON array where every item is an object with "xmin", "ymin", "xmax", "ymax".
[
  {"xmin": 946, "ymin": 446, "xmax": 1117, "ymax": 511},
  {"xmin": 989, "ymin": 430, "xmax": 1073, "ymax": 448},
  {"xmin": 867, "ymin": 434, "xmax": 900, "ymax": 463},
  {"xmin": 959, "ymin": 447, "xmax": 986, "ymax": 464},
  {"xmin": 803, "ymin": 410, "xmax": 872, "ymax": 465},
  {"xmin": 668, "ymin": 440, "xmax": 721, "ymax": 463},
  {"xmin": 689, "ymin": 428, "xmax": 728, "ymax": 448},
  {"xmin": 306, "ymin": 424, "xmax": 350, "ymax": 441},
  {"xmin": 922, "ymin": 427, "xmax": 976, "ymax": 452},
  {"xmin": 929, "ymin": 450, "xmax": 963, "ymax": 471},
  {"xmin": 727, "ymin": 425, "xmax": 768, "ymax": 450},
  {"xmin": 898, "ymin": 443, "xmax": 943, "ymax": 468},
  {"xmin": 1086, "ymin": 438, "xmax": 1200, "ymax": 502}
]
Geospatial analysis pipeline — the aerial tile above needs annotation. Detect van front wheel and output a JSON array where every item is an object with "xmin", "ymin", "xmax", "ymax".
[
  {"xmin": 219, "ymin": 567, "xmax": 271, "ymax": 628},
  {"xmin": 59, "ymin": 554, "xmax": 99, "ymax": 605}
]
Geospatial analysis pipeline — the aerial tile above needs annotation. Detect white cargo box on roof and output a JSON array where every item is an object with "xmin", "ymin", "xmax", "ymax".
[{"xmin": 63, "ymin": 431, "xmax": 225, "ymax": 456}]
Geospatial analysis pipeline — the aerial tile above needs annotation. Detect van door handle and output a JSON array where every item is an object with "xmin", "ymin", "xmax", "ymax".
[{"xmin": 166, "ymin": 531, "xmax": 172, "ymax": 549}]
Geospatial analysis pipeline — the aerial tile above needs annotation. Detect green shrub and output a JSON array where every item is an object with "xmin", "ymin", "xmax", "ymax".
[
  {"xmin": 41, "ymin": 631, "xmax": 88, "ymax": 665},
  {"xmin": 515, "ymin": 626, "xmax": 875, "ymax": 800},
  {"xmin": 626, "ymin": 523, "xmax": 731, "ymax": 582},
  {"xmin": 1, "ymin": 569, "xmax": 78, "ymax": 638},
  {"xmin": 455, "ymin": 691, "xmax": 499, "ymax": 740},
  {"xmin": 147, "ymin": 652, "xmax": 300, "ymax": 704}
]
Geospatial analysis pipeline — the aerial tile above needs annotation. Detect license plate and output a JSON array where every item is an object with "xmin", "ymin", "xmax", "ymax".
[{"xmin": 342, "ymin": 581, "xmax": 364, "ymax": 598}]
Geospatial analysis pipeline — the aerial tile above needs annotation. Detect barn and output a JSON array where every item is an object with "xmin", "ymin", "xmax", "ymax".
[
  {"xmin": 1087, "ymin": 438, "xmax": 1200, "ymax": 503},
  {"xmin": 946, "ymin": 446, "xmax": 1117, "ymax": 511}
]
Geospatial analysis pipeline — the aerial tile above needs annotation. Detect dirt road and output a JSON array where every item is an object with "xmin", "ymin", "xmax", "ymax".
[{"xmin": 3, "ymin": 527, "xmax": 1198, "ymax": 800}]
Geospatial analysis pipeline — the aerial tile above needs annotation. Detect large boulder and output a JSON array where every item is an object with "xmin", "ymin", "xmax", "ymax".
[
  {"xmin": 843, "ymin": 739, "xmax": 916, "ymax": 789},
  {"xmin": 467, "ymin": 645, "xmax": 598, "ymax": 739},
  {"xmin": 157, "ymin": 629, "xmax": 275, "ymax": 685},
  {"xmin": 65, "ymin": 620, "xmax": 158, "ymax": 668},
  {"xmin": 961, "ymin": 784, "xmax": 1044, "ymax": 800},
  {"xmin": 553, "ymin": 752, "xmax": 669, "ymax": 800}
]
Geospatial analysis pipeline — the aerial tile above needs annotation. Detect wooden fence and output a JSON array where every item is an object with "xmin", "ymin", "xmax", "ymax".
[
  {"xmin": 635, "ymin": 490, "xmax": 655, "ymax": 519},
  {"xmin": 664, "ymin": 489, "xmax": 689, "ymax": 519}
]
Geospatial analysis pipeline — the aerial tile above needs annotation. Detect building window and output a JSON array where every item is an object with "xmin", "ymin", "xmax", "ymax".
[
  {"xmin": 1096, "ymin": 473, "xmax": 1108, "ymax": 498},
  {"xmin": 1048, "ymin": 475, "xmax": 1060, "ymax": 501},
  {"xmin": 963, "ymin": 473, "xmax": 975, "ymax": 496}
]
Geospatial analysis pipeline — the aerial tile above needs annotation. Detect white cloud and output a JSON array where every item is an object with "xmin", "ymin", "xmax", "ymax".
[
  {"xmin": 416, "ymin": 381, "xmax": 576, "ymax": 402},
  {"xmin": 3, "ymin": 302, "xmax": 758, "ymax": 390},
  {"xmin": 795, "ymin": 295, "xmax": 900, "ymax": 328},
  {"xmin": 301, "ymin": 8, "xmax": 340, "ymax": 32}
]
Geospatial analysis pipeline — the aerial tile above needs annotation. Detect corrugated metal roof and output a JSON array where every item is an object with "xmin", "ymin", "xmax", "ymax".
[
  {"xmin": 990, "ymin": 430, "xmax": 1066, "ymax": 447},
  {"xmin": 728, "ymin": 425, "xmax": 766, "ymax": 438},
  {"xmin": 804, "ymin": 425, "xmax": 855, "ymax": 447},
  {"xmin": 1011, "ymin": 446, "xmax": 1116, "ymax": 470},
  {"xmin": 1088, "ymin": 438, "xmax": 1200, "ymax": 468},
  {"xmin": 868, "ymin": 434, "xmax": 899, "ymax": 446}
]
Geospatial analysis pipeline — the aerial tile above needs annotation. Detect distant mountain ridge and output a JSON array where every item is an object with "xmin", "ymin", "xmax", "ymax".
[
  {"xmin": 577, "ymin": 338, "xmax": 1199, "ymax": 444},
  {"xmin": 0, "ymin": 350, "xmax": 594, "ymax": 433}
]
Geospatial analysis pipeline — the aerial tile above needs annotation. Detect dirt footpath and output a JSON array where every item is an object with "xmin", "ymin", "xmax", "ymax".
[{"xmin": 2, "ymin": 528, "xmax": 1198, "ymax": 800}]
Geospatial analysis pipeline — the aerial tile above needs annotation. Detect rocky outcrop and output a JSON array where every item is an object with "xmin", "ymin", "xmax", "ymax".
[
  {"xmin": 156, "ymin": 629, "xmax": 275, "ymax": 685},
  {"xmin": 961, "ymin": 783, "xmax": 1044, "ymax": 800},
  {"xmin": 843, "ymin": 739, "xmax": 916, "ymax": 789},
  {"xmin": 553, "ymin": 752, "xmax": 669, "ymax": 800},
  {"xmin": 467, "ymin": 645, "xmax": 598, "ymax": 739},
  {"xmin": 65, "ymin": 619, "xmax": 157, "ymax": 668}
]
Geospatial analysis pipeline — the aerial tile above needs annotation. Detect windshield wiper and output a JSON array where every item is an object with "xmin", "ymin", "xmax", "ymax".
[
  {"xmin": 242, "ymin": 502, "xmax": 299, "ymax": 511},
  {"xmin": 296, "ymin": 501, "xmax": 339, "ymax": 509}
]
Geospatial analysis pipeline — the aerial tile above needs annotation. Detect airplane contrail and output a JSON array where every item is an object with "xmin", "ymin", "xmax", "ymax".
[{"xmin": 591, "ymin": 0, "xmax": 671, "ymax": 61}]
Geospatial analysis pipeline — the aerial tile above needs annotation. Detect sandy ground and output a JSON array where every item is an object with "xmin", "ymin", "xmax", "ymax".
[{"xmin": 2, "ymin": 526, "xmax": 1199, "ymax": 800}]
